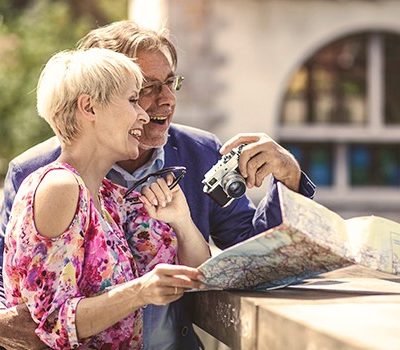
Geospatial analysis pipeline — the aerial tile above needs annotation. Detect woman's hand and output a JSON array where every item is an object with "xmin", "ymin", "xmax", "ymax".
[
  {"xmin": 140, "ymin": 175, "xmax": 191, "ymax": 227},
  {"xmin": 136, "ymin": 264, "xmax": 204, "ymax": 306},
  {"xmin": 140, "ymin": 174, "xmax": 211, "ymax": 267}
]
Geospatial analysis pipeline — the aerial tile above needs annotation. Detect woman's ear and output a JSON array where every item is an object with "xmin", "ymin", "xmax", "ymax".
[{"xmin": 77, "ymin": 94, "xmax": 95, "ymax": 121}]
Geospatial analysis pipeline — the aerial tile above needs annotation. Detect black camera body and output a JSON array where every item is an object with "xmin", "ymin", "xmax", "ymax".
[{"xmin": 202, "ymin": 144, "xmax": 246, "ymax": 207}]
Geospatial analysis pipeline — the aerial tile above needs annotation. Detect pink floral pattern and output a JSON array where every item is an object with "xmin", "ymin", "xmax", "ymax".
[
  {"xmin": 3, "ymin": 162, "xmax": 178, "ymax": 349},
  {"xmin": 100, "ymin": 180, "xmax": 178, "ymax": 276}
]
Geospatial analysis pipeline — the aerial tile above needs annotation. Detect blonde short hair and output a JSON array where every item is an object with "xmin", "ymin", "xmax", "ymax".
[{"xmin": 36, "ymin": 47, "xmax": 143, "ymax": 144}]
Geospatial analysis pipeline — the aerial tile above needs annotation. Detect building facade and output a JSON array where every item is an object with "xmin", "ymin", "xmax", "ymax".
[{"xmin": 131, "ymin": 0, "xmax": 400, "ymax": 220}]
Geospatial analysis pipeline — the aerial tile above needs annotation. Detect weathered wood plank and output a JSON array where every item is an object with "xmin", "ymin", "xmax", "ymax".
[{"xmin": 193, "ymin": 265, "xmax": 400, "ymax": 350}]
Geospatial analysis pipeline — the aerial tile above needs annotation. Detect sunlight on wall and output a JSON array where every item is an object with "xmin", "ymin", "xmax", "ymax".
[{"xmin": 128, "ymin": 0, "xmax": 167, "ymax": 30}]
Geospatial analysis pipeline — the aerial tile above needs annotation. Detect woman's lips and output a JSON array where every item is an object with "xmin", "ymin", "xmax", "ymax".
[{"xmin": 128, "ymin": 128, "xmax": 142, "ymax": 140}]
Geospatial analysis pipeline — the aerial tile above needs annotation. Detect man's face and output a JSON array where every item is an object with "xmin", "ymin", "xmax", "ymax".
[{"xmin": 136, "ymin": 49, "xmax": 177, "ymax": 150}]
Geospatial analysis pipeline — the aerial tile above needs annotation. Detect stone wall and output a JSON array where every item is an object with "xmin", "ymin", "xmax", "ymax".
[{"xmin": 166, "ymin": 0, "xmax": 400, "ymax": 142}]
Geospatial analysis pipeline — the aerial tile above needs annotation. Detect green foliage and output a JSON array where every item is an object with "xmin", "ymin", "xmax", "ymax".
[{"xmin": 0, "ymin": 0, "xmax": 127, "ymax": 179}]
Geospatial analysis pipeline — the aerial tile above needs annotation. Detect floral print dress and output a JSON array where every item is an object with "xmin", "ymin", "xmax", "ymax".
[{"xmin": 3, "ymin": 162, "xmax": 178, "ymax": 350}]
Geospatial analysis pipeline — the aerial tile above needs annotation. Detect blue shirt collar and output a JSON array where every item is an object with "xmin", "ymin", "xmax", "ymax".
[{"xmin": 107, "ymin": 147, "xmax": 165, "ymax": 189}]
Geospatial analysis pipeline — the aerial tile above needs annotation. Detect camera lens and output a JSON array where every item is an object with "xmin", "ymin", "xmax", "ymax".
[{"xmin": 222, "ymin": 172, "xmax": 246, "ymax": 198}]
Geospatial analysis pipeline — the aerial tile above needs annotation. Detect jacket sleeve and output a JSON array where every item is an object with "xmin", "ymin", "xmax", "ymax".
[
  {"xmin": 1, "ymin": 137, "xmax": 61, "ymax": 239},
  {"xmin": 0, "ymin": 160, "xmax": 21, "ymax": 303},
  {"xmin": 209, "ymin": 172, "xmax": 316, "ymax": 250},
  {"xmin": 253, "ymin": 172, "xmax": 316, "ymax": 233},
  {"xmin": 192, "ymin": 130, "xmax": 315, "ymax": 250},
  {"xmin": 0, "ymin": 160, "xmax": 20, "ymax": 238}
]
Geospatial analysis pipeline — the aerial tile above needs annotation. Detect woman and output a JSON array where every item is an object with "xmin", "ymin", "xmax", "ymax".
[{"xmin": 3, "ymin": 48, "xmax": 210, "ymax": 349}]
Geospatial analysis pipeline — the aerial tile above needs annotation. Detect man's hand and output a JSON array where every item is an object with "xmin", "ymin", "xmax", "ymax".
[
  {"xmin": 220, "ymin": 133, "xmax": 301, "ymax": 192},
  {"xmin": 0, "ymin": 304, "xmax": 45, "ymax": 350}
]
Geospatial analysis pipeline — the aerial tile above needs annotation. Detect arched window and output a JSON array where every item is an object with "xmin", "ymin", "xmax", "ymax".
[{"xmin": 279, "ymin": 32, "xmax": 400, "ymax": 190}]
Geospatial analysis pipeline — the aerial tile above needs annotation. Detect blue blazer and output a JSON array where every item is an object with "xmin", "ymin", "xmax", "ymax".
[{"xmin": 0, "ymin": 123, "xmax": 315, "ymax": 349}]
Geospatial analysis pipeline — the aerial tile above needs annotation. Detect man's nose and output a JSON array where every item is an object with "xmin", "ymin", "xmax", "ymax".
[{"xmin": 158, "ymin": 83, "xmax": 177, "ymax": 104}]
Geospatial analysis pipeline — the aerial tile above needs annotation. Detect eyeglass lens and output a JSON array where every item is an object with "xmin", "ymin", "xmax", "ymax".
[{"xmin": 141, "ymin": 76, "xmax": 184, "ymax": 96}]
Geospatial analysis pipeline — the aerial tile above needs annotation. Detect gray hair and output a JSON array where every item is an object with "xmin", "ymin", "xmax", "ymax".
[{"xmin": 77, "ymin": 20, "xmax": 178, "ymax": 70}]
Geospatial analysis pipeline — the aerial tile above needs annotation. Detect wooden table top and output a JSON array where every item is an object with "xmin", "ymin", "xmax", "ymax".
[{"xmin": 192, "ymin": 265, "xmax": 400, "ymax": 350}]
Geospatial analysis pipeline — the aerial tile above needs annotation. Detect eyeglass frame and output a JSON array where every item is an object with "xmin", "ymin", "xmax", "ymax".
[
  {"xmin": 124, "ymin": 166, "xmax": 187, "ymax": 200},
  {"xmin": 140, "ymin": 75, "xmax": 184, "ymax": 97}
]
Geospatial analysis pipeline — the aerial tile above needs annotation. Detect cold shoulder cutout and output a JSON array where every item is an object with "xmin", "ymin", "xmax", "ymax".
[{"xmin": 33, "ymin": 168, "xmax": 81, "ymax": 238}]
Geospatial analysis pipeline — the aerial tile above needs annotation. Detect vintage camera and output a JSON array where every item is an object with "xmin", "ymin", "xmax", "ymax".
[{"xmin": 202, "ymin": 144, "xmax": 246, "ymax": 207}]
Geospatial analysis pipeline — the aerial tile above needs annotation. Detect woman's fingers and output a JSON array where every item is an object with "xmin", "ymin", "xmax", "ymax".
[
  {"xmin": 151, "ymin": 265, "xmax": 205, "ymax": 290},
  {"xmin": 152, "ymin": 274, "xmax": 204, "ymax": 290},
  {"xmin": 141, "ymin": 178, "xmax": 173, "ymax": 207},
  {"xmin": 165, "ymin": 173, "xmax": 175, "ymax": 188},
  {"xmin": 141, "ymin": 185, "xmax": 158, "ymax": 206},
  {"xmin": 153, "ymin": 265, "xmax": 204, "ymax": 287},
  {"xmin": 139, "ymin": 264, "xmax": 206, "ymax": 306},
  {"xmin": 154, "ymin": 264, "xmax": 203, "ymax": 280}
]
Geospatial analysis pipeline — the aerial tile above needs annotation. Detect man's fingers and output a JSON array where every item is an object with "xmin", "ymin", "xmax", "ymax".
[
  {"xmin": 219, "ymin": 132, "xmax": 302, "ymax": 191},
  {"xmin": 220, "ymin": 134, "xmax": 261, "ymax": 154},
  {"xmin": 254, "ymin": 163, "xmax": 271, "ymax": 187},
  {"xmin": 243, "ymin": 152, "xmax": 269, "ymax": 187},
  {"xmin": 239, "ymin": 147, "xmax": 267, "ymax": 181}
]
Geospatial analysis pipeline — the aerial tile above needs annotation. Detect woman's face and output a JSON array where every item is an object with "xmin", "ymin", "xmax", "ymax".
[{"xmin": 94, "ymin": 77, "xmax": 150, "ymax": 161}]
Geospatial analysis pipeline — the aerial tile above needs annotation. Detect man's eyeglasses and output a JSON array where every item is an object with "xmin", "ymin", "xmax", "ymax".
[
  {"xmin": 140, "ymin": 75, "xmax": 184, "ymax": 97},
  {"xmin": 124, "ymin": 166, "xmax": 187, "ymax": 201}
]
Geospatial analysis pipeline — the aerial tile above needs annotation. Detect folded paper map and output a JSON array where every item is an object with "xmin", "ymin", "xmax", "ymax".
[{"xmin": 198, "ymin": 183, "xmax": 400, "ymax": 290}]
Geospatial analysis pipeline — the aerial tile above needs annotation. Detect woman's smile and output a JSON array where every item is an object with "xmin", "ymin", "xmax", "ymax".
[{"xmin": 129, "ymin": 128, "xmax": 142, "ymax": 141}]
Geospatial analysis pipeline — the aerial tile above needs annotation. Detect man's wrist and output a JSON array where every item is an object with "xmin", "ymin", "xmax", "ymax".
[{"xmin": 286, "ymin": 168, "xmax": 302, "ymax": 192}]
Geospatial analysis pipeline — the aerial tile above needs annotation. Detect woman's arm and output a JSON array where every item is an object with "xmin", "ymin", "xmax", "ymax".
[
  {"xmin": 1, "ymin": 257, "xmax": 203, "ymax": 347},
  {"xmin": 6, "ymin": 170, "xmax": 204, "ymax": 348},
  {"xmin": 140, "ymin": 178, "xmax": 211, "ymax": 267},
  {"xmin": 5, "ymin": 169, "xmax": 86, "ymax": 348},
  {"xmin": 168, "ymin": 215, "xmax": 211, "ymax": 267},
  {"xmin": 75, "ymin": 264, "xmax": 203, "ymax": 338}
]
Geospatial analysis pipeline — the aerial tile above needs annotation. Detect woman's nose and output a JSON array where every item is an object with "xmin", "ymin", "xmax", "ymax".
[{"xmin": 138, "ymin": 106, "xmax": 150, "ymax": 124}]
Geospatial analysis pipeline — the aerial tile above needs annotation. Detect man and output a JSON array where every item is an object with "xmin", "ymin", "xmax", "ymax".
[{"xmin": 0, "ymin": 21, "xmax": 315, "ymax": 349}]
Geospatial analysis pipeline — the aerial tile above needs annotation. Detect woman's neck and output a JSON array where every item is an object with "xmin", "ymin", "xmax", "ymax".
[{"xmin": 58, "ymin": 146, "xmax": 112, "ymax": 210}]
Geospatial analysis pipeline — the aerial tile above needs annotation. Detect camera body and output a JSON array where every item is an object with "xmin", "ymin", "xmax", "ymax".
[{"xmin": 202, "ymin": 144, "xmax": 247, "ymax": 207}]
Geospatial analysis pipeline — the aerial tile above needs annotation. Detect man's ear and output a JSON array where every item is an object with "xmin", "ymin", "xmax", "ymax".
[{"xmin": 77, "ymin": 94, "xmax": 95, "ymax": 121}]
